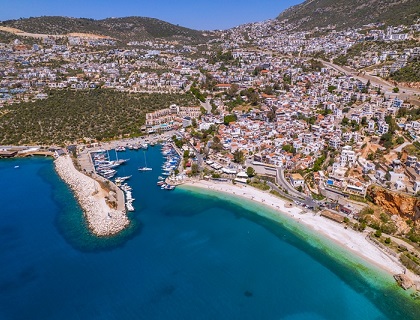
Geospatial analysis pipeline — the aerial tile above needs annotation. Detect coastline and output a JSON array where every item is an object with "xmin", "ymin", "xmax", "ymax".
[
  {"xmin": 54, "ymin": 155, "xmax": 129, "ymax": 236},
  {"xmin": 180, "ymin": 179, "xmax": 420, "ymax": 291}
]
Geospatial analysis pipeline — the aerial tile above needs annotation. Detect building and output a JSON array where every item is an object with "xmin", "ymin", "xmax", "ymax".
[
  {"xmin": 340, "ymin": 146, "xmax": 356, "ymax": 168},
  {"xmin": 289, "ymin": 173, "xmax": 305, "ymax": 188},
  {"xmin": 414, "ymin": 181, "xmax": 420, "ymax": 193},
  {"xmin": 378, "ymin": 122, "xmax": 389, "ymax": 135}
]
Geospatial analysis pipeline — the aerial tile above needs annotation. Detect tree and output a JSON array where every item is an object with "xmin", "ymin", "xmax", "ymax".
[
  {"xmin": 374, "ymin": 230, "xmax": 382, "ymax": 238},
  {"xmin": 227, "ymin": 84, "xmax": 239, "ymax": 98},
  {"xmin": 385, "ymin": 237, "xmax": 391, "ymax": 244},
  {"xmin": 233, "ymin": 150, "xmax": 245, "ymax": 164},
  {"xmin": 282, "ymin": 144, "xmax": 296, "ymax": 154},
  {"xmin": 223, "ymin": 114, "xmax": 237, "ymax": 125},
  {"xmin": 396, "ymin": 136, "xmax": 405, "ymax": 144},
  {"xmin": 393, "ymin": 87, "xmax": 399, "ymax": 93},
  {"xmin": 341, "ymin": 117, "xmax": 349, "ymax": 126},
  {"xmin": 246, "ymin": 166, "xmax": 255, "ymax": 177},
  {"xmin": 327, "ymin": 85, "xmax": 337, "ymax": 93},
  {"xmin": 190, "ymin": 163, "xmax": 199, "ymax": 176}
]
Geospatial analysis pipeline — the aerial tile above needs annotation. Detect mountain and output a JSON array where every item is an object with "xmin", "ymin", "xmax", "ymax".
[
  {"xmin": 0, "ymin": 16, "xmax": 210, "ymax": 43},
  {"xmin": 277, "ymin": 0, "xmax": 420, "ymax": 30}
]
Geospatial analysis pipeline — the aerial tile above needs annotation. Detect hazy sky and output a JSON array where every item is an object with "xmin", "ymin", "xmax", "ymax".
[{"xmin": 0, "ymin": 0, "xmax": 303, "ymax": 30}]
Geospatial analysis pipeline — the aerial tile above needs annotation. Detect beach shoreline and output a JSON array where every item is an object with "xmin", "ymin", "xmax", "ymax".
[
  {"xmin": 181, "ymin": 179, "xmax": 420, "ymax": 291},
  {"xmin": 54, "ymin": 155, "xmax": 129, "ymax": 236}
]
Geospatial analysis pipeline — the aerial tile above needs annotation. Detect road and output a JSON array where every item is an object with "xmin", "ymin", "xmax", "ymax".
[
  {"xmin": 321, "ymin": 60, "xmax": 420, "ymax": 102},
  {"xmin": 201, "ymin": 98, "xmax": 212, "ymax": 113},
  {"xmin": 275, "ymin": 167, "xmax": 317, "ymax": 207}
]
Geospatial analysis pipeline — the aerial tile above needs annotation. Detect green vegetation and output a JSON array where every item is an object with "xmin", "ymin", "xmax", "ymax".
[
  {"xmin": 282, "ymin": 144, "xmax": 296, "ymax": 154},
  {"xmin": 0, "ymin": 89, "xmax": 198, "ymax": 145},
  {"xmin": 223, "ymin": 114, "xmax": 237, "ymax": 125},
  {"xmin": 1, "ymin": 16, "xmax": 209, "ymax": 43},
  {"xmin": 397, "ymin": 107, "xmax": 420, "ymax": 121},
  {"xmin": 312, "ymin": 154, "xmax": 326, "ymax": 172},
  {"xmin": 248, "ymin": 179, "xmax": 270, "ymax": 191},
  {"xmin": 233, "ymin": 150, "xmax": 245, "ymax": 164},
  {"xmin": 277, "ymin": 0, "xmax": 420, "ymax": 31},
  {"xmin": 391, "ymin": 59, "xmax": 420, "ymax": 83},
  {"xmin": 400, "ymin": 253, "xmax": 420, "ymax": 275},
  {"xmin": 190, "ymin": 85, "xmax": 206, "ymax": 102},
  {"xmin": 246, "ymin": 167, "xmax": 256, "ymax": 177},
  {"xmin": 208, "ymin": 50, "xmax": 234, "ymax": 64},
  {"xmin": 333, "ymin": 55, "xmax": 347, "ymax": 66}
]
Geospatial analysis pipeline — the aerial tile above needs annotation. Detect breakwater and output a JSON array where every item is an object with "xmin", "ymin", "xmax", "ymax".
[{"xmin": 54, "ymin": 155, "xmax": 129, "ymax": 236}]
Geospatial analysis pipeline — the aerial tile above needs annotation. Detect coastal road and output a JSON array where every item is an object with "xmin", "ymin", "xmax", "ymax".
[{"xmin": 276, "ymin": 167, "xmax": 317, "ymax": 208}]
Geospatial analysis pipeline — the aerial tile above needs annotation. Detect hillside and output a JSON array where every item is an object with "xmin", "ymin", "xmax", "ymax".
[
  {"xmin": 277, "ymin": 0, "xmax": 420, "ymax": 30},
  {"xmin": 0, "ymin": 89, "xmax": 199, "ymax": 145},
  {"xmin": 0, "ymin": 16, "xmax": 210, "ymax": 43}
]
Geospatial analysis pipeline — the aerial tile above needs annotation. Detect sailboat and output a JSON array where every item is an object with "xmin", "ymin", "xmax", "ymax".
[{"xmin": 138, "ymin": 151, "xmax": 152, "ymax": 171}]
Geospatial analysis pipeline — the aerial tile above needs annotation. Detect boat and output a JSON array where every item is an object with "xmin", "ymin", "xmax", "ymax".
[
  {"xmin": 139, "ymin": 166, "xmax": 153, "ymax": 171},
  {"xmin": 157, "ymin": 181, "xmax": 165, "ymax": 186},
  {"xmin": 126, "ymin": 202, "xmax": 135, "ymax": 212},
  {"xmin": 158, "ymin": 176, "xmax": 165, "ymax": 180},
  {"xmin": 138, "ymin": 151, "xmax": 152, "ymax": 171},
  {"xmin": 14, "ymin": 165, "xmax": 19, "ymax": 169},
  {"xmin": 115, "ymin": 175, "xmax": 132, "ymax": 184}
]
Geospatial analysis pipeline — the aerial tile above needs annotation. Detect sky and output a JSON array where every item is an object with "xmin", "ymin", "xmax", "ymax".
[{"xmin": 0, "ymin": 0, "xmax": 303, "ymax": 30}]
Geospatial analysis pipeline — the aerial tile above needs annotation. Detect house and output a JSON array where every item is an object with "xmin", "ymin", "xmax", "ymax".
[
  {"xmin": 414, "ymin": 181, "xmax": 420, "ymax": 193},
  {"xmin": 289, "ymin": 173, "xmax": 305, "ymax": 188},
  {"xmin": 389, "ymin": 171, "xmax": 405, "ymax": 183},
  {"xmin": 394, "ymin": 180, "xmax": 405, "ymax": 191},
  {"xmin": 182, "ymin": 117, "xmax": 192, "ymax": 128},
  {"xmin": 378, "ymin": 122, "xmax": 389, "ymax": 135}
]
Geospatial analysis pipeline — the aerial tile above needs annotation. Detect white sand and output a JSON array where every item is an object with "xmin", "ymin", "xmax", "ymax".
[
  {"xmin": 182, "ymin": 180, "xmax": 420, "ymax": 287},
  {"xmin": 54, "ymin": 155, "xmax": 129, "ymax": 236}
]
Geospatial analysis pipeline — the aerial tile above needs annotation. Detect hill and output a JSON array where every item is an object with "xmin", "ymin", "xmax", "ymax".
[
  {"xmin": 0, "ymin": 89, "xmax": 199, "ymax": 145},
  {"xmin": 0, "ymin": 16, "xmax": 210, "ymax": 43},
  {"xmin": 277, "ymin": 0, "xmax": 420, "ymax": 30}
]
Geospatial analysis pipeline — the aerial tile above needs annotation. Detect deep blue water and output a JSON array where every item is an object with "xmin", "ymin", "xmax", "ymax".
[{"xmin": 0, "ymin": 148, "xmax": 419, "ymax": 320}]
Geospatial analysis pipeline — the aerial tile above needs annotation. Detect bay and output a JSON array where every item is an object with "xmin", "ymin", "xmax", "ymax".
[{"xmin": 0, "ymin": 148, "xmax": 419, "ymax": 320}]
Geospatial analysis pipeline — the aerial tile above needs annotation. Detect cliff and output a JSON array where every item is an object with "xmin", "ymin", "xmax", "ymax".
[{"xmin": 368, "ymin": 186, "xmax": 420, "ymax": 222}]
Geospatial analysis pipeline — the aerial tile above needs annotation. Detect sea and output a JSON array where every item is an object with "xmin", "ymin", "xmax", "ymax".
[{"xmin": 0, "ymin": 146, "xmax": 419, "ymax": 320}]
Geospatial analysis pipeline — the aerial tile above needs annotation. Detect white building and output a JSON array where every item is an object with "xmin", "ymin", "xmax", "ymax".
[
  {"xmin": 340, "ymin": 146, "xmax": 356, "ymax": 168},
  {"xmin": 289, "ymin": 173, "xmax": 305, "ymax": 188},
  {"xmin": 378, "ymin": 122, "xmax": 389, "ymax": 135}
]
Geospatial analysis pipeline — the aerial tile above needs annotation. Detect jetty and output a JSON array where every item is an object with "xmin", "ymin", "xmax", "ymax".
[{"xmin": 54, "ymin": 155, "xmax": 129, "ymax": 236}]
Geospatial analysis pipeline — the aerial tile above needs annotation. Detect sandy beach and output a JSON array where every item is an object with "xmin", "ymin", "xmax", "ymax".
[
  {"xmin": 54, "ymin": 155, "xmax": 129, "ymax": 236},
  {"xmin": 182, "ymin": 179, "xmax": 420, "ymax": 289}
]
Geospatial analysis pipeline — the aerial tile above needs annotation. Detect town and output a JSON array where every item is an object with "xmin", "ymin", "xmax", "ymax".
[{"xmin": 1, "ymin": 17, "xmax": 420, "ymax": 245}]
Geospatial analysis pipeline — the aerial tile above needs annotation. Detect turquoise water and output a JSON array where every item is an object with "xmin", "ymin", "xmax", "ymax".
[{"xmin": 0, "ymin": 149, "xmax": 419, "ymax": 320}]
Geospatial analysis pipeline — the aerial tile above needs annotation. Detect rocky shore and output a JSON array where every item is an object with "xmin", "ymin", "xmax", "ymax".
[{"xmin": 54, "ymin": 155, "xmax": 129, "ymax": 236}]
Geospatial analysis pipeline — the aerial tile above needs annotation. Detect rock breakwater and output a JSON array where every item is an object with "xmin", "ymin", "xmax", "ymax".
[{"xmin": 55, "ymin": 155, "xmax": 129, "ymax": 236}]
